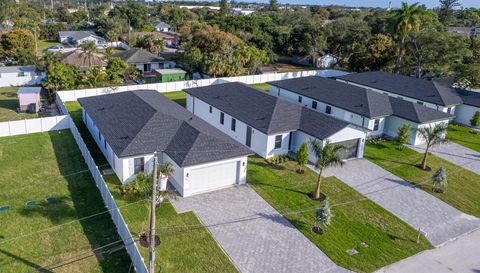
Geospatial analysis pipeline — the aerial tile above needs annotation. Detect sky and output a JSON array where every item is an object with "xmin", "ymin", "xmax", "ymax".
[{"xmin": 217, "ymin": 0, "xmax": 480, "ymax": 8}]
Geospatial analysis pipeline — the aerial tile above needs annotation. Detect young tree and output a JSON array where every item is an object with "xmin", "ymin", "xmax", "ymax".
[
  {"xmin": 296, "ymin": 142, "xmax": 309, "ymax": 174},
  {"xmin": 43, "ymin": 62, "xmax": 80, "ymax": 96},
  {"xmin": 310, "ymin": 140, "xmax": 345, "ymax": 200},
  {"xmin": 417, "ymin": 124, "xmax": 448, "ymax": 170},
  {"xmin": 391, "ymin": 2, "xmax": 424, "ymax": 69},
  {"xmin": 79, "ymin": 40, "xmax": 97, "ymax": 54},
  {"xmin": 313, "ymin": 200, "xmax": 332, "ymax": 234},
  {"xmin": 269, "ymin": 0, "xmax": 279, "ymax": 12},
  {"xmin": 470, "ymin": 111, "xmax": 480, "ymax": 128},
  {"xmin": 106, "ymin": 57, "xmax": 128, "ymax": 85},
  {"xmin": 432, "ymin": 166, "xmax": 448, "ymax": 193},
  {"xmin": 219, "ymin": 0, "xmax": 229, "ymax": 16},
  {"xmin": 396, "ymin": 124, "xmax": 412, "ymax": 150}
]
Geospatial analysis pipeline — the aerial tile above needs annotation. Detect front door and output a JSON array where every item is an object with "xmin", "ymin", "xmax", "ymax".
[{"xmin": 246, "ymin": 126, "xmax": 252, "ymax": 148}]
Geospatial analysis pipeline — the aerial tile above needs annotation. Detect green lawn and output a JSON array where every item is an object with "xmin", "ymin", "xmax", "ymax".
[
  {"xmin": 250, "ymin": 83, "xmax": 270, "ymax": 91},
  {"xmin": 37, "ymin": 40, "xmax": 63, "ymax": 56},
  {"xmin": 0, "ymin": 87, "xmax": 38, "ymax": 122},
  {"xmin": 0, "ymin": 131, "xmax": 131, "ymax": 273},
  {"xmin": 365, "ymin": 141, "xmax": 480, "ymax": 216},
  {"xmin": 163, "ymin": 91, "xmax": 187, "ymax": 108},
  {"xmin": 247, "ymin": 157, "xmax": 431, "ymax": 273},
  {"xmin": 66, "ymin": 100, "xmax": 238, "ymax": 273},
  {"xmin": 447, "ymin": 123, "xmax": 480, "ymax": 153}
]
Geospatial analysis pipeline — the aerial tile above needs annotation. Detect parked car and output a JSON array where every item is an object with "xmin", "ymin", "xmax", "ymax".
[{"xmin": 46, "ymin": 45, "xmax": 64, "ymax": 52}]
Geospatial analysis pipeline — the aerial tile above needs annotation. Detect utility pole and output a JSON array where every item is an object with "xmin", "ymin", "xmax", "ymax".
[{"xmin": 148, "ymin": 153, "xmax": 158, "ymax": 273}]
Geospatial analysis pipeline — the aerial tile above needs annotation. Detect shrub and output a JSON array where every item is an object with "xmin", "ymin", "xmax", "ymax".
[
  {"xmin": 395, "ymin": 124, "xmax": 411, "ymax": 150},
  {"xmin": 296, "ymin": 142, "xmax": 309, "ymax": 173},
  {"xmin": 432, "ymin": 167, "xmax": 448, "ymax": 193},
  {"xmin": 471, "ymin": 111, "xmax": 480, "ymax": 128}
]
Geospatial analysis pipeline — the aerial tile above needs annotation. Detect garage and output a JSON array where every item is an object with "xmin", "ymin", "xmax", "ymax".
[
  {"xmin": 187, "ymin": 160, "xmax": 241, "ymax": 194},
  {"xmin": 332, "ymin": 139, "xmax": 359, "ymax": 160}
]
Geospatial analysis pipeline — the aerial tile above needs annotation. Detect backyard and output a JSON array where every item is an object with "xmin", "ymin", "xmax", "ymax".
[
  {"xmin": 0, "ymin": 87, "xmax": 37, "ymax": 122},
  {"xmin": 37, "ymin": 40, "xmax": 63, "ymax": 56},
  {"xmin": 447, "ymin": 123, "xmax": 480, "ymax": 153},
  {"xmin": 0, "ymin": 131, "xmax": 131, "ymax": 272},
  {"xmin": 65, "ymin": 100, "xmax": 238, "ymax": 273},
  {"xmin": 247, "ymin": 157, "xmax": 431, "ymax": 273},
  {"xmin": 365, "ymin": 140, "xmax": 480, "ymax": 216},
  {"xmin": 250, "ymin": 83, "xmax": 270, "ymax": 91}
]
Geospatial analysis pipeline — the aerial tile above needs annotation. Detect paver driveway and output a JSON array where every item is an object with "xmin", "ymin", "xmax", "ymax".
[
  {"xmin": 321, "ymin": 159, "xmax": 480, "ymax": 247},
  {"xmin": 408, "ymin": 142, "xmax": 480, "ymax": 175},
  {"xmin": 171, "ymin": 186, "xmax": 351, "ymax": 273}
]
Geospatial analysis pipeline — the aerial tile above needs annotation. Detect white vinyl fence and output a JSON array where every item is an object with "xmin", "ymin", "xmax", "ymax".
[
  {"xmin": 68, "ymin": 118, "xmax": 148, "ymax": 273},
  {"xmin": 57, "ymin": 69, "xmax": 349, "ymax": 102},
  {"xmin": 0, "ymin": 115, "xmax": 70, "ymax": 137}
]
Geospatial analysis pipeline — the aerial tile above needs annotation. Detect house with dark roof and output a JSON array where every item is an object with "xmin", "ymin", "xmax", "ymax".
[
  {"xmin": 337, "ymin": 71, "xmax": 479, "ymax": 127},
  {"xmin": 184, "ymin": 82, "xmax": 368, "ymax": 162},
  {"xmin": 268, "ymin": 76, "xmax": 453, "ymax": 145},
  {"xmin": 112, "ymin": 48, "xmax": 173, "ymax": 73},
  {"xmin": 78, "ymin": 90, "xmax": 252, "ymax": 197}
]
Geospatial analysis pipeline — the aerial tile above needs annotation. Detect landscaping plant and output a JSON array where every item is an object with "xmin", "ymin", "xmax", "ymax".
[
  {"xmin": 417, "ymin": 124, "xmax": 448, "ymax": 170},
  {"xmin": 395, "ymin": 123, "xmax": 411, "ymax": 150},
  {"xmin": 432, "ymin": 167, "xmax": 448, "ymax": 193},
  {"xmin": 296, "ymin": 142, "xmax": 309, "ymax": 174},
  {"xmin": 313, "ymin": 199, "xmax": 332, "ymax": 234},
  {"xmin": 310, "ymin": 140, "xmax": 345, "ymax": 200},
  {"xmin": 470, "ymin": 111, "xmax": 480, "ymax": 128}
]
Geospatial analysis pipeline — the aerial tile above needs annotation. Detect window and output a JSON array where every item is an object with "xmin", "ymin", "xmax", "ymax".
[
  {"xmin": 104, "ymin": 139, "xmax": 107, "ymax": 149},
  {"xmin": 325, "ymin": 105, "xmax": 332, "ymax": 114},
  {"xmin": 373, "ymin": 119, "xmax": 380, "ymax": 131},
  {"xmin": 231, "ymin": 118, "xmax": 236, "ymax": 131},
  {"xmin": 447, "ymin": 107, "xmax": 452, "ymax": 114},
  {"xmin": 133, "ymin": 157, "xmax": 144, "ymax": 174},
  {"xmin": 209, "ymin": 106, "xmax": 212, "ymax": 113},
  {"xmin": 312, "ymin": 101, "xmax": 317, "ymax": 109},
  {"xmin": 298, "ymin": 96, "xmax": 302, "ymax": 103},
  {"xmin": 143, "ymin": 63, "xmax": 152, "ymax": 72},
  {"xmin": 274, "ymin": 135, "xmax": 282, "ymax": 149},
  {"xmin": 220, "ymin": 112, "xmax": 224, "ymax": 125},
  {"xmin": 17, "ymin": 72, "xmax": 25, "ymax": 77},
  {"xmin": 98, "ymin": 131, "xmax": 101, "ymax": 141}
]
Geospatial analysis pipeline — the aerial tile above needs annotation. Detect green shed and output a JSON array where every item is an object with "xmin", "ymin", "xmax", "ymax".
[{"xmin": 155, "ymin": 68, "xmax": 187, "ymax": 83}]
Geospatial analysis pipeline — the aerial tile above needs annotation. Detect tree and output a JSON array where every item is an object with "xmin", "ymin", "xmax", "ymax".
[
  {"xmin": 43, "ymin": 62, "xmax": 80, "ymax": 96},
  {"xmin": 79, "ymin": 40, "xmax": 97, "ymax": 54},
  {"xmin": 269, "ymin": 0, "xmax": 279, "ymax": 12},
  {"xmin": 83, "ymin": 66, "xmax": 108, "ymax": 88},
  {"xmin": 109, "ymin": 0, "xmax": 148, "ymax": 37},
  {"xmin": 391, "ymin": 2, "xmax": 424, "ymax": 69},
  {"xmin": 432, "ymin": 167, "xmax": 448, "ymax": 193},
  {"xmin": 471, "ymin": 111, "xmax": 480, "ymax": 127},
  {"xmin": 396, "ymin": 124, "xmax": 412, "ymax": 150},
  {"xmin": 326, "ymin": 17, "xmax": 371, "ymax": 63},
  {"xmin": 135, "ymin": 35, "xmax": 166, "ymax": 54},
  {"xmin": 439, "ymin": 0, "xmax": 461, "ymax": 25},
  {"xmin": 348, "ymin": 33, "xmax": 395, "ymax": 72},
  {"xmin": 310, "ymin": 140, "xmax": 345, "ymax": 200},
  {"xmin": 0, "ymin": 28, "xmax": 35, "ymax": 65},
  {"xmin": 296, "ymin": 142, "xmax": 309, "ymax": 174},
  {"xmin": 106, "ymin": 57, "xmax": 128, "ymax": 85},
  {"xmin": 313, "ymin": 200, "xmax": 332, "ymax": 234},
  {"xmin": 417, "ymin": 124, "xmax": 448, "ymax": 170},
  {"xmin": 219, "ymin": 0, "xmax": 229, "ymax": 16},
  {"xmin": 159, "ymin": 163, "xmax": 175, "ymax": 191}
]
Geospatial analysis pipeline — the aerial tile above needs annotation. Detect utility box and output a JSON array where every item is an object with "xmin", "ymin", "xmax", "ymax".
[{"xmin": 17, "ymin": 87, "xmax": 41, "ymax": 113}]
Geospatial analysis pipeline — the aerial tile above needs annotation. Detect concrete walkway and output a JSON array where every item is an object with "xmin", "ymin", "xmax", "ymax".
[
  {"xmin": 376, "ymin": 229, "xmax": 480, "ymax": 273},
  {"xmin": 408, "ymin": 142, "xmax": 480, "ymax": 175},
  {"xmin": 171, "ymin": 186, "xmax": 351, "ymax": 273},
  {"xmin": 320, "ymin": 159, "xmax": 480, "ymax": 247}
]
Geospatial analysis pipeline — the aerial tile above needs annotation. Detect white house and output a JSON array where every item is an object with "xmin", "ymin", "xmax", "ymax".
[
  {"xmin": 58, "ymin": 31, "xmax": 107, "ymax": 47},
  {"xmin": 150, "ymin": 21, "xmax": 172, "ymax": 32},
  {"xmin": 78, "ymin": 90, "xmax": 252, "ymax": 197},
  {"xmin": 455, "ymin": 89, "xmax": 480, "ymax": 127},
  {"xmin": 268, "ymin": 76, "xmax": 454, "ymax": 145},
  {"xmin": 0, "ymin": 66, "xmax": 46, "ymax": 87},
  {"xmin": 184, "ymin": 82, "xmax": 368, "ymax": 163}
]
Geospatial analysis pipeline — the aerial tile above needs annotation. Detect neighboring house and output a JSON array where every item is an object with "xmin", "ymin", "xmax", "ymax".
[
  {"xmin": 59, "ymin": 50, "xmax": 106, "ymax": 71},
  {"xmin": 78, "ymin": 90, "xmax": 252, "ymax": 197},
  {"xmin": 58, "ymin": 31, "xmax": 107, "ymax": 47},
  {"xmin": 316, "ymin": 54, "xmax": 337, "ymax": 69},
  {"xmin": 151, "ymin": 21, "xmax": 172, "ymax": 32},
  {"xmin": 120, "ymin": 32, "xmax": 180, "ymax": 46},
  {"xmin": 268, "ymin": 76, "xmax": 453, "ymax": 145},
  {"xmin": 184, "ymin": 82, "xmax": 368, "ymax": 163},
  {"xmin": 256, "ymin": 66, "xmax": 279, "ymax": 74},
  {"xmin": 455, "ymin": 89, "xmax": 480, "ymax": 127},
  {"xmin": 112, "ymin": 48, "xmax": 171, "ymax": 73},
  {"xmin": 446, "ymin": 26, "xmax": 480, "ymax": 38},
  {"xmin": 231, "ymin": 8, "xmax": 255, "ymax": 15},
  {"xmin": 17, "ymin": 87, "xmax": 41, "ymax": 113},
  {"xmin": 337, "ymin": 71, "xmax": 478, "ymax": 127},
  {"xmin": 0, "ymin": 66, "xmax": 46, "ymax": 87}
]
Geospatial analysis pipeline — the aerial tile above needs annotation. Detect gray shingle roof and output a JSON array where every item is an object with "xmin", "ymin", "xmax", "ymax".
[
  {"xmin": 184, "ymin": 82, "xmax": 354, "ymax": 140},
  {"xmin": 456, "ymin": 89, "xmax": 480, "ymax": 108},
  {"xmin": 0, "ymin": 65, "xmax": 36, "ymax": 73},
  {"xmin": 112, "ymin": 48, "xmax": 164, "ymax": 64},
  {"xmin": 59, "ymin": 31, "xmax": 95, "ymax": 40},
  {"xmin": 151, "ymin": 21, "xmax": 171, "ymax": 29},
  {"xmin": 388, "ymin": 97, "xmax": 453, "ymax": 124},
  {"xmin": 78, "ymin": 91, "xmax": 252, "ymax": 167},
  {"xmin": 338, "ymin": 71, "xmax": 463, "ymax": 107},
  {"xmin": 268, "ymin": 76, "xmax": 393, "ymax": 119}
]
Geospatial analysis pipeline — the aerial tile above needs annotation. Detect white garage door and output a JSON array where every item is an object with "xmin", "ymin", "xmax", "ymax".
[{"xmin": 188, "ymin": 161, "xmax": 240, "ymax": 194}]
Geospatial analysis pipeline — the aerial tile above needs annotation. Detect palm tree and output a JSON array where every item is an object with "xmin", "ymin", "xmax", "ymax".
[
  {"xmin": 159, "ymin": 163, "xmax": 174, "ymax": 192},
  {"xmin": 417, "ymin": 124, "xmax": 448, "ymax": 170},
  {"xmin": 310, "ymin": 140, "xmax": 345, "ymax": 200},
  {"xmin": 391, "ymin": 2, "xmax": 424, "ymax": 69}
]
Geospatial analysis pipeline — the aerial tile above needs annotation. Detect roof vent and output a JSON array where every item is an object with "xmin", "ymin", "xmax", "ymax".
[{"xmin": 119, "ymin": 136, "xmax": 130, "ymax": 140}]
